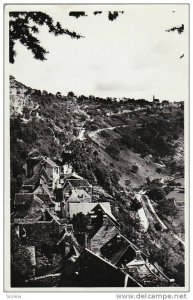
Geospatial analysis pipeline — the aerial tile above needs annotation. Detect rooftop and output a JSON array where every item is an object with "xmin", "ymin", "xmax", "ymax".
[
  {"xmin": 66, "ymin": 179, "xmax": 91, "ymax": 188},
  {"xmin": 68, "ymin": 202, "xmax": 114, "ymax": 220},
  {"xmin": 14, "ymin": 193, "xmax": 34, "ymax": 205},
  {"xmin": 65, "ymin": 189, "xmax": 91, "ymax": 202}
]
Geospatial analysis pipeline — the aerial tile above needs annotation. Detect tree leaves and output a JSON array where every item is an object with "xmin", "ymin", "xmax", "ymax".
[
  {"xmin": 166, "ymin": 24, "xmax": 184, "ymax": 34},
  {"xmin": 9, "ymin": 11, "xmax": 83, "ymax": 63},
  {"xmin": 9, "ymin": 10, "xmax": 125, "ymax": 63},
  {"xmin": 69, "ymin": 11, "xmax": 87, "ymax": 18}
]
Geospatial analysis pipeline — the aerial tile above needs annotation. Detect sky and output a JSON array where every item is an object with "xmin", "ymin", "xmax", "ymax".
[{"xmin": 8, "ymin": 4, "xmax": 189, "ymax": 102}]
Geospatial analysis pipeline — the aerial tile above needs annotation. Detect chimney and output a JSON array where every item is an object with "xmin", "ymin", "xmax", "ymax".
[
  {"xmin": 49, "ymin": 203, "xmax": 55, "ymax": 215},
  {"xmin": 135, "ymin": 250, "xmax": 143, "ymax": 261},
  {"xmin": 64, "ymin": 242, "xmax": 71, "ymax": 257},
  {"xmin": 117, "ymin": 234, "xmax": 122, "ymax": 244},
  {"xmin": 66, "ymin": 224, "xmax": 73, "ymax": 233},
  {"xmin": 103, "ymin": 214, "xmax": 108, "ymax": 226}
]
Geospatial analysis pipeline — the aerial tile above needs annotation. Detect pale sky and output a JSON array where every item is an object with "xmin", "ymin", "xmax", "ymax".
[{"xmin": 9, "ymin": 4, "xmax": 189, "ymax": 101}]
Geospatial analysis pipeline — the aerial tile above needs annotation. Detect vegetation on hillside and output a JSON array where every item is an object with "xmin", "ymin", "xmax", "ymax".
[{"xmin": 10, "ymin": 76, "xmax": 185, "ymax": 285}]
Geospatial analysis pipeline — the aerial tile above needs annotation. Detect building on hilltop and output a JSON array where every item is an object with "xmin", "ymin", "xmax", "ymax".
[{"xmin": 153, "ymin": 95, "xmax": 160, "ymax": 103}]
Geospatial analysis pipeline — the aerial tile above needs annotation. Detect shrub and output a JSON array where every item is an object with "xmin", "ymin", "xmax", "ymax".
[
  {"xmin": 131, "ymin": 164, "xmax": 139, "ymax": 174},
  {"xmin": 147, "ymin": 186, "xmax": 165, "ymax": 202},
  {"xmin": 100, "ymin": 130, "xmax": 112, "ymax": 139},
  {"xmin": 130, "ymin": 199, "xmax": 142, "ymax": 211},
  {"xmin": 156, "ymin": 167, "xmax": 162, "ymax": 174}
]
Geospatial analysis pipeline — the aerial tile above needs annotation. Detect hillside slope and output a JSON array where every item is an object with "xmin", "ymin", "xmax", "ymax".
[{"xmin": 10, "ymin": 76, "xmax": 185, "ymax": 285}]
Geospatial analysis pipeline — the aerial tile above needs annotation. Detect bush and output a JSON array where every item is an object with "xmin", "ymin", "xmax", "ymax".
[
  {"xmin": 164, "ymin": 186, "xmax": 173, "ymax": 195},
  {"xmin": 157, "ymin": 198, "xmax": 177, "ymax": 217},
  {"xmin": 156, "ymin": 167, "xmax": 162, "ymax": 174},
  {"xmin": 131, "ymin": 164, "xmax": 139, "ymax": 174},
  {"xmin": 154, "ymin": 223, "xmax": 162, "ymax": 231},
  {"xmin": 99, "ymin": 130, "xmax": 112, "ymax": 139},
  {"xmin": 130, "ymin": 199, "xmax": 142, "ymax": 211},
  {"xmin": 106, "ymin": 141, "xmax": 120, "ymax": 158},
  {"xmin": 147, "ymin": 185, "xmax": 165, "ymax": 202}
]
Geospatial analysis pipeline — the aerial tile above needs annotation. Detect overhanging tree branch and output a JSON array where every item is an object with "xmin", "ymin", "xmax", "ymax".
[{"xmin": 9, "ymin": 11, "xmax": 84, "ymax": 63}]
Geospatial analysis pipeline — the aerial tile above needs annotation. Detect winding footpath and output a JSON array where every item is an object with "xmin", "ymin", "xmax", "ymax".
[
  {"xmin": 135, "ymin": 192, "xmax": 149, "ymax": 232},
  {"xmin": 88, "ymin": 124, "xmax": 130, "ymax": 138}
]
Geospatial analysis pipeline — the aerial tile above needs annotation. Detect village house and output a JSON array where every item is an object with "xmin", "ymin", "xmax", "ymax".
[
  {"xmin": 33, "ymin": 183, "xmax": 56, "ymax": 206},
  {"xmin": 122, "ymin": 250, "xmax": 175, "ymax": 287},
  {"xmin": 11, "ymin": 155, "xmax": 176, "ymax": 287},
  {"xmin": 79, "ymin": 207, "xmax": 174, "ymax": 287},
  {"xmin": 63, "ymin": 178, "xmax": 92, "ymax": 196},
  {"xmin": 62, "ymin": 201, "xmax": 114, "ymax": 220},
  {"xmin": 60, "ymin": 170, "xmax": 84, "ymax": 185},
  {"xmin": 14, "ymin": 193, "xmax": 46, "ymax": 220},
  {"xmin": 74, "ymin": 248, "xmax": 141, "ymax": 287},
  {"xmin": 60, "ymin": 190, "xmax": 92, "ymax": 218},
  {"xmin": 11, "ymin": 220, "xmax": 80, "ymax": 285},
  {"xmin": 41, "ymin": 156, "xmax": 60, "ymax": 189}
]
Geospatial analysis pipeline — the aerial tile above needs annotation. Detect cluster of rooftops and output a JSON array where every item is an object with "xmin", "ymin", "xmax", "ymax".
[{"xmin": 12, "ymin": 155, "xmax": 176, "ymax": 287}]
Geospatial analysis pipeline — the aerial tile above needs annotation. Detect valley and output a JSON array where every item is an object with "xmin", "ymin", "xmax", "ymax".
[{"xmin": 10, "ymin": 76, "xmax": 185, "ymax": 286}]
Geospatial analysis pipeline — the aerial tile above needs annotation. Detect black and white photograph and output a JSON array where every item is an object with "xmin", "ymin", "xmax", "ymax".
[{"xmin": 4, "ymin": 3, "xmax": 189, "ymax": 292}]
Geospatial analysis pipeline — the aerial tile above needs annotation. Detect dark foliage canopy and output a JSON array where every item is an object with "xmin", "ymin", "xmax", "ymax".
[
  {"xmin": 166, "ymin": 24, "xmax": 184, "ymax": 34},
  {"xmin": 9, "ymin": 11, "xmax": 83, "ymax": 63},
  {"xmin": 69, "ymin": 11, "xmax": 87, "ymax": 18},
  {"xmin": 93, "ymin": 11, "xmax": 102, "ymax": 15}
]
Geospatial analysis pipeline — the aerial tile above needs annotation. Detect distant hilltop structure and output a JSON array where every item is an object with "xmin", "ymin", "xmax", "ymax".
[
  {"xmin": 153, "ymin": 95, "xmax": 160, "ymax": 103},
  {"xmin": 152, "ymin": 96, "xmax": 184, "ymax": 109}
]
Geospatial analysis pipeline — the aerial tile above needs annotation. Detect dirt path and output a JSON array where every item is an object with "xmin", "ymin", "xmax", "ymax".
[
  {"xmin": 88, "ymin": 124, "xmax": 131, "ymax": 138},
  {"xmin": 135, "ymin": 192, "xmax": 149, "ymax": 232}
]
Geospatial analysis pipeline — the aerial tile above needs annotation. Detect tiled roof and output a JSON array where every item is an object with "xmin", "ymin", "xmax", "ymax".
[
  {"xmin": 92, "ymin": 203, "xmax": 117, "ymax": 222},
  {"xmin": 23, "ymin": 209, "xmax": 43, "ymax": 220},
  {"xmin": 40, "ymin": 167, "xmax": 52, "ymax": 181},
  {"xmin": 126, "ymin": 263, "xmax": 169, "ymax": 287},
  {"xmin": 68, "ymin": 202, "xmax": 113, "ymax": 219},
  {"xmin": 14, "ymin": 194, "xmax": 44, "ymax": 219},
  {"xmin": 110, "ymin": 244, "xmax": 130, "ymax": 265},
  {"xmin": 66, "ymin": 179, "xmax": 91, "ymax": 188},
  {"xmin": 46, "ymin": 210, "xmax": 60, "ymax": 222},
  {"xmin": 35, "ymin": 193, "xmax": 53, "ymax": 206},
  {"xmin": 66, "ymin": 189, "xmax": 91, "ymax": 203},
  {"xmin": 34, "ymin": 195, "xmax": 45, "ymax": 205},
  {"xmin": 64, "ymin": 172, "xmax": 83, "ymax": 181},
  {"xmin": 33, "ymin": 183, "xmax": 53, "ymax": 198},
  {"xmin": 68, "ymin": 202, "xmax": 98, "ymax": 218},
  {"xmin": 15, "ymin": 193, "xmax": 34, "ymax": 205},
  {"xmin": 23, "ymin": 173, "xmax": 40, "ymax": 186}
]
